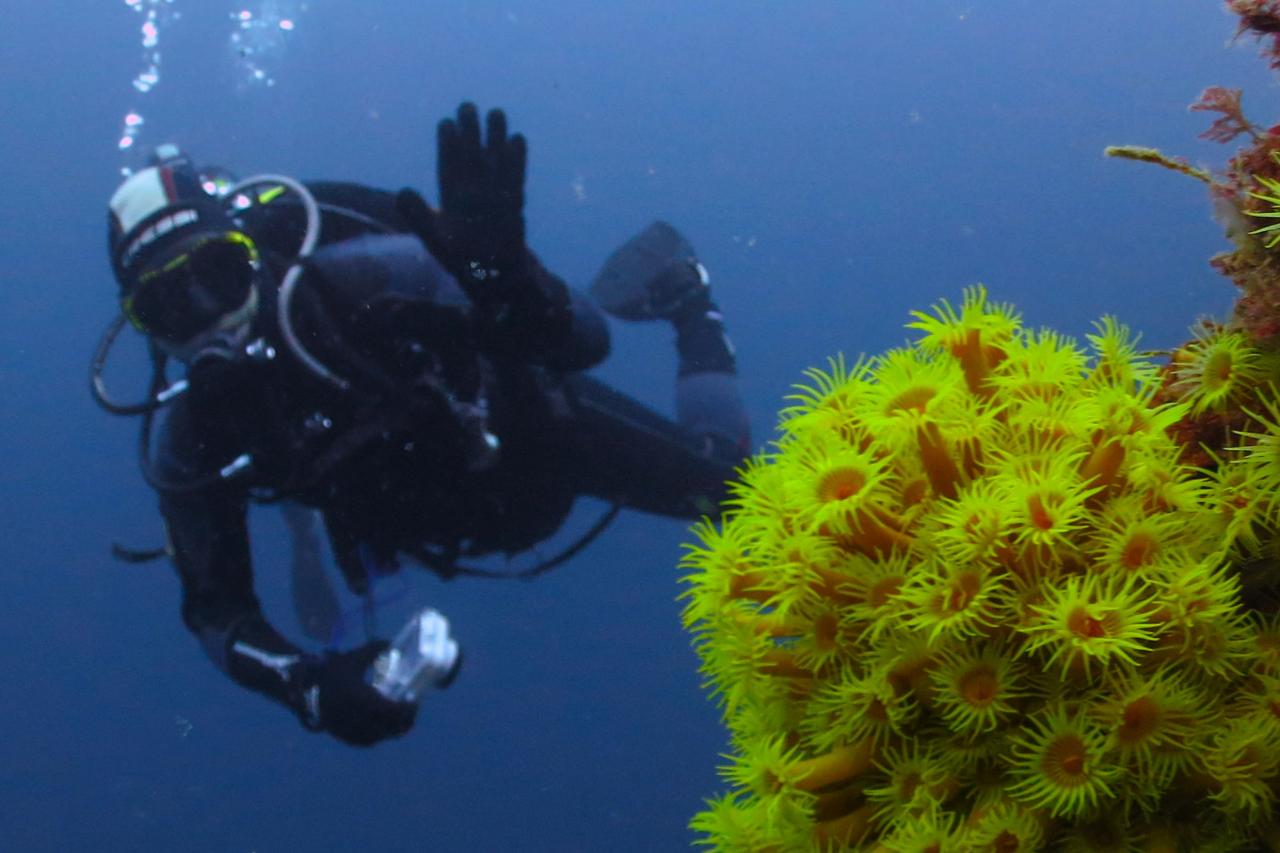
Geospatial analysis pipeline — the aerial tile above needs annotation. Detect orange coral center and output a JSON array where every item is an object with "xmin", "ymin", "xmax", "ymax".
[
  {"xmin": 918, "ymin": 421, "xmax": 961, "ymax": 500},
  {"xmin": 944, "ymin": 571, "xmax": 982, "ymax": 614},
  {"xmin": 869, "ymin": 576, "xmax": 903, "ymax": 608},
  {"xmin": 898, "ymin": 771, "xmax": 921, "ymax": 800},
  {"xmin": 889, "ymin": 386, "xmax": 936, "ymax": 413},
  {"xmin": 1066, "ymin": 606, "xmax": 1107, "ymax": 639},
  {"xmin": 1204, "ymin": 349, "xmax": 1234, "ymax": 390},
  {"xmin": 1121, "ymin": 532, "xmax": 1158, "ymax": 570},
  {"xmin": 958, "ymin": 664, "xmax": 998, "ymax": 707},
  {"xmin": 963, "ymin": 512, "xmax": 997, "ymax": 546},
  {"xmin": 1081, "ymin": 438, "xmax": 1125, "ymax": 494},
  {"xmin": 818, "ymin": 468, "xmax": 866, "ymax": 503},
  {"xmin": 1043, "ymin": 734, "xmax": 1089, "ymax": 785},
  {"xmin": 902, "ymin": 477, "xmax": 929, "ymax": 506},
  {"xmin": 953, "ymin": 328, "xmax": 996, "ymax": 396},
  {"xmin": 1027, "ymin": 492, "xmax": 1059, "ymax": 531},
  {"xmin": 728, "ymin": 571, "xmax": 771, "ymax": 603},
  {"xmin": 993, "ymin": 831, "xmax": 1021, "ymax": 853},
  {"xmin": 1117, "ymin": 695, "xmax": 1161, "ymax": 745},
  {"xmin": 814, "ymin": 612, "xmax": 839, "ymax": 650}
]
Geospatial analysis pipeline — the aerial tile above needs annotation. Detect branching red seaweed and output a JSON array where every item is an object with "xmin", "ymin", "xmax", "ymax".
[
  {"xmin": 1109, "ymin": 4, "xmax": 1280, "ymax": 346},
  {"xmin": 1191, "ymin": 86, "xmax": 1259, "ymax": 143},
  {"xmin": 1230, "ymin": 0, "xmax": 1280, "ymax": 67}
]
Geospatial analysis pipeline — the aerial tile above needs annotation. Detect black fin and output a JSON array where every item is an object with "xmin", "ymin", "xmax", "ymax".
[{"xmin": 589, "ymin": 221, "xmax": 696, "ymax": 320}]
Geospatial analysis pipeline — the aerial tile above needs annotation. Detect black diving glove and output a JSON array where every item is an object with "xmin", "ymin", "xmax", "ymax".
[
  {"xmin": 397, "ymin": 102, "xmax": 529, "ymax": 301},
  {"xmin": 301, "ymin": 641, "xmax": 418, "ymax": 747},
  {"xmin": 397, "ymin": 103, "xmax": 572, "ymax": 343}
]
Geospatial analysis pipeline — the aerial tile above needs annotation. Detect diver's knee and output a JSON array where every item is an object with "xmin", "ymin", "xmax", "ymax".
[{"xmin": 677, "ymin": 372, "xmax": 751, "ymax": 452}]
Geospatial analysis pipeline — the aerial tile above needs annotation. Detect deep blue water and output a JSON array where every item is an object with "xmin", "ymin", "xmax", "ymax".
[{"xmin": 0, "ymin": 1, "xmax": 1272, "ymax": 850}]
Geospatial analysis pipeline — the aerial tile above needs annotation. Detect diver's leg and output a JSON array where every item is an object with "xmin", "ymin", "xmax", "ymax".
[
  {"xmin": 560, "ymin": 374, "xmax": 745, "ymax": 519},
  {"xmin": 589, "ymin": 221, "xmax": 751, "ymax": 455},
  {"xmin": 568, "ymin": 222, "xmax": 751, "ymax": 517},
  {"xmin": 669, "ymin": 276, "xmax": 751, "ymax": 456}
]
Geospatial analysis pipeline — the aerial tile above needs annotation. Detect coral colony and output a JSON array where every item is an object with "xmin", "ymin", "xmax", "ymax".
[{"xmin": 681, "ymin": 4, "xmax": 1280, "ymax": 850}]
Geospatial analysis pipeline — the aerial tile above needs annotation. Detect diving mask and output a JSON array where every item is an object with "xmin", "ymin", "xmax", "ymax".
[{"xmin": 123, "ymin": 231, "xmax": 261, "ymax": 344}]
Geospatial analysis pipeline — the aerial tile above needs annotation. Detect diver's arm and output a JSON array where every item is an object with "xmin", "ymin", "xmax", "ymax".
[
  {"xmin": 305, "ymin": 226, "xmax": 609, "ymax": 372},
  {"xmin": 159, "ymin": 486, "xmax": 416, "ymax": 746},
  {"xmin": 396, "ymin": 102, "xmax": 610, "ymax": 372},
  {"xmin": 475, "ymin": 253, "xmax": 610, "ymax": 371},
  {"xmin": 160, "ymin": 486, "xmax": 313, "ymax": 712}
]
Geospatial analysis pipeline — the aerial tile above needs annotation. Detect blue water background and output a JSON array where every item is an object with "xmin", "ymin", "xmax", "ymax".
[{"xmin": 0, "ymin": 1, "xmax": 1271, "ymax": 849}]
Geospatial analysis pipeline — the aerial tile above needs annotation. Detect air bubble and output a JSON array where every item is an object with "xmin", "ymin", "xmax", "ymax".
[
  {"xmin": 117, "ymin": 0, "xmax": 178, "ymax": 156},
  {"xmin": 230, "ymin": 2, "xmax": 304, "ymax": 89},
  {"xmin": 117, "ymin": 0, "xmax": 306, "ymax": 160}
]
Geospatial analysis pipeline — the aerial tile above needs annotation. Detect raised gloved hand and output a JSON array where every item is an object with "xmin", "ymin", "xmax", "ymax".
[
  {"xmin": 398, "ymin": 101, "xmax": 575, "ymax": 354},
  {"xmin": 397, "ymin": 102, "xmax": 529, "ymax": 301},
  {"xmin": 303, "ymin": 641, "xmax": 418, "ymax": 747}
]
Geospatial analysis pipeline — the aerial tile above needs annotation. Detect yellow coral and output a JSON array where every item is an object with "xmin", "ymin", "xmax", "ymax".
[
  {"xmin": 1006, "ymin": 703, "xmax": 1119, "ymax": 819},
  {"xmin": 927, "ymin": 641, "xmax": 1028, "ymax": 736},
  {"xmin": 1019, "ymin": 574, "xmax": 1157, "ymax": 680},
  {"xmin": 1084, "ymin": 315, "xmax": 1160, "ymax": 392},
  {"xmin": 1247, "ymin": 166, "xmax": 1280, "ymax": 248},
  {"xmin": 683, "ymin": 292, "xmax": 1280, "ymax": 850},
  {"xmin": 1236, "ymin": 387, "xmax": 1280, "ymax": 526},
  {"xmin": 908, "ymin": 284, "xmax": 1020, "ymax": 397},
  {"xmin": 1169, "ymin": 323, "xmax": 1266, "ymax": 415}
]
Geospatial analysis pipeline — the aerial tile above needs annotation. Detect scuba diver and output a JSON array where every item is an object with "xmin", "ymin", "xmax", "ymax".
[{"xmin": 93, "ymin": 103, "xmax": 750, "ymax": 746}]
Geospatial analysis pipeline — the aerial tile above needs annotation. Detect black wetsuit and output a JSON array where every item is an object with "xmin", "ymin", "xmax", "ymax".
[{"xmin": 151, "ymin": 183, "xmax": 748, "ymax": 728}]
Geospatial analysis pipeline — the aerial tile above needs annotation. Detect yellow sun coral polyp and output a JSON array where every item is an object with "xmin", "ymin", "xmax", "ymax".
[
  {"xmin": 1170, "ymin": 323, "xmax": 1266, "ymax": 415},
  {"xmin": 1021, "ymin": 575, "xmax": 1157, "ymax": 679},
  {"xmin": 1007, "ymin": 705, "xmax": 1119, "ymax": 820},
  {"xmin": 908, "ymin": 285, "xmax": 1020, "ymax": 397},
  {"xmin": 683, "ymin": 291, "xmax": 1280, "ymax": 850},
  {"xmin": 928, "ymin": 642, "xmax": 1028, "ymax": 736}
]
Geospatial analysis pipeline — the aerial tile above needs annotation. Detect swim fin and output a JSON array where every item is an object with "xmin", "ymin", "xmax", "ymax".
[{"xmin": 589, "ymin": 221, "xmax": 708, "ymax": 321}]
